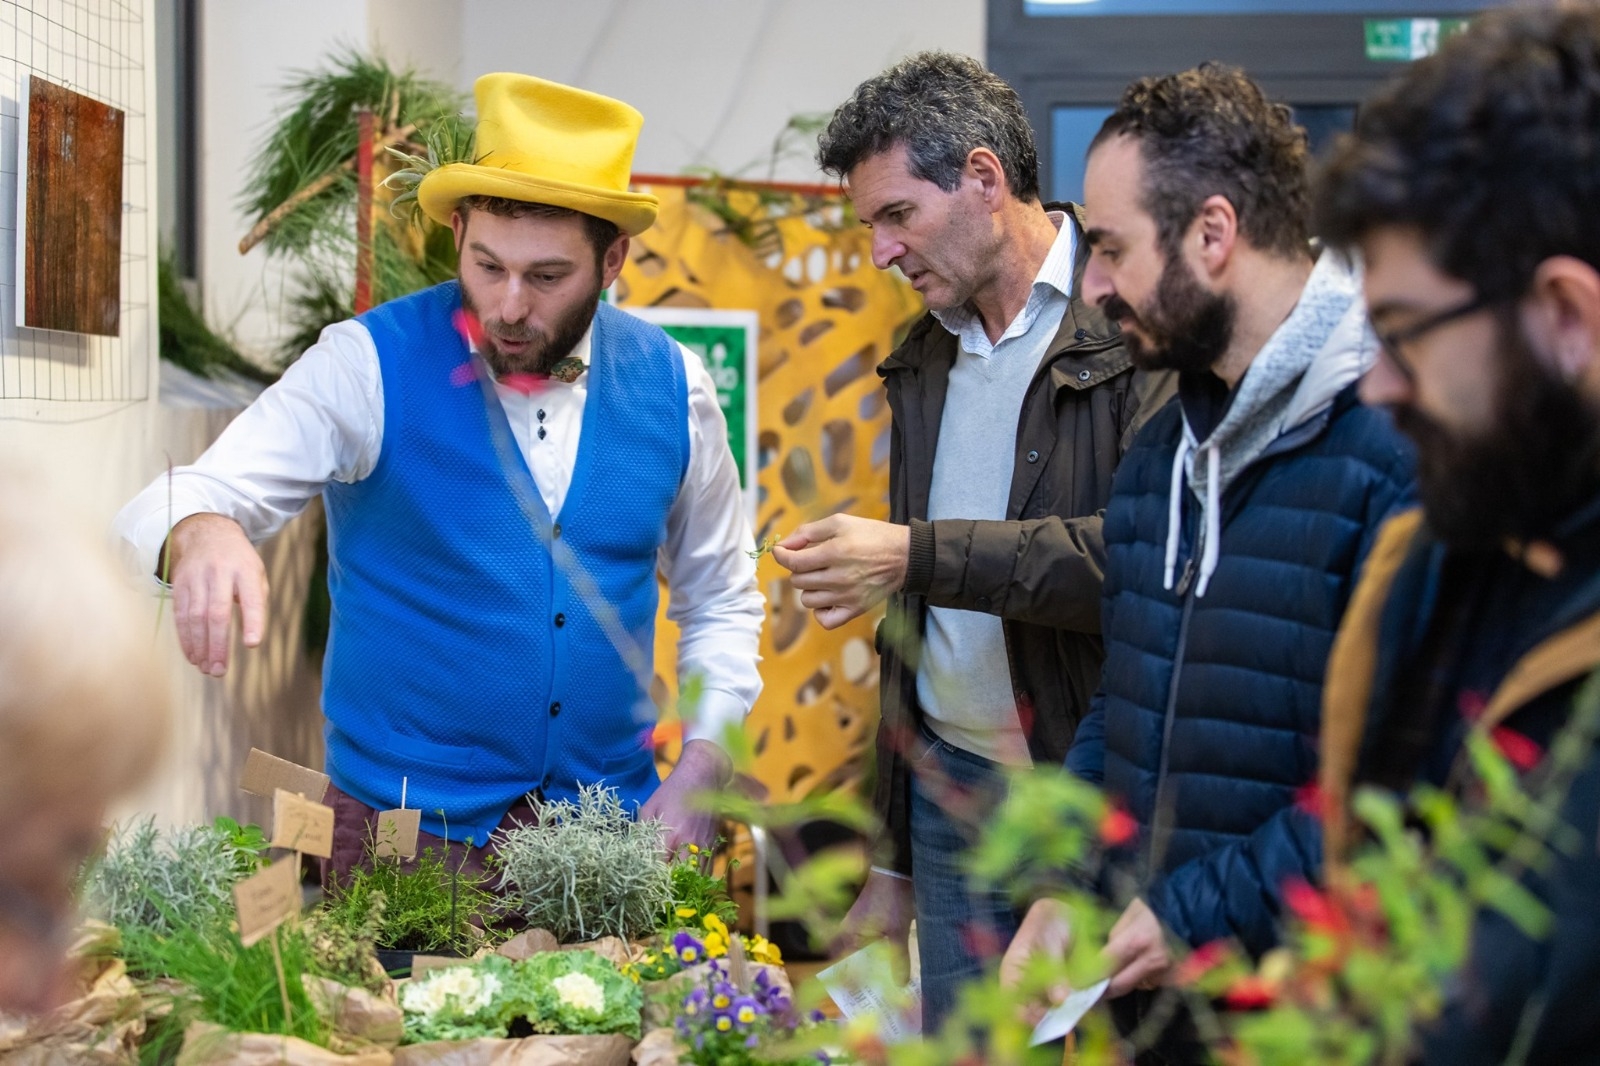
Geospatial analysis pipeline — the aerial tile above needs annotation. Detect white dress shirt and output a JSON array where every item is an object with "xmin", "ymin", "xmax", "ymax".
[{"xmin": 114, "ymin": 317, "xmax": 764, "ymax": 750}]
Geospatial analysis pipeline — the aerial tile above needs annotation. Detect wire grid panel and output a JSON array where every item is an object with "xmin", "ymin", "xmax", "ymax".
[{"xmin": 0, "ymin": 0, "xmax": 150, "ymax": 402}]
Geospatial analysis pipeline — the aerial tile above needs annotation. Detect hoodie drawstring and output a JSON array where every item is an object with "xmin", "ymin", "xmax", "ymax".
[
  {"xmin": 1195, "ymin": 445, "xmax": 1221, "ymax": 598},
  {"xmin": 1162, "ymin": 436, "xmax": 1223, "ymax": 598},
  {"xmin": 1162, "ymin": 434, "xmax": 1193, "ymax": 591}
]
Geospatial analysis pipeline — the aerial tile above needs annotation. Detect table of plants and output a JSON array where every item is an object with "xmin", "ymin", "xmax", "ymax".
[{"xmin": 10, "ymin": 785, "xmax": 845, "ymax": 1066}]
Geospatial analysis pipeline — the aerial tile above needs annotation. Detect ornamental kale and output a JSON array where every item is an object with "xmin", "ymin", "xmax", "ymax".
[{"xmin": 400, "ymin": 951, "xmax": 643, "ymax": 1044}]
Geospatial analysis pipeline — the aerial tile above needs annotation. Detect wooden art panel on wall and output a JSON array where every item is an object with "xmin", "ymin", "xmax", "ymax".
[{"xmin": 16, "ymin": 76, "xmax": 125, "ymax": 336}]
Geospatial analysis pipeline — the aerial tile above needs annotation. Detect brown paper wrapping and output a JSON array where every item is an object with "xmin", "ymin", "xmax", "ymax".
[
  {"xmin": 0, "ymin": 939, "xmax": 145, "ymax": 1065},
  {"xmin": 391, "ymin": 1034, "xmax": 633, "ymax": 1066},
  {"xmin": 303, "ymin": 976, "xmax": 403, "ymax": 1049},
  {"xmin": 628, "ymin": 1029, "xmax": 681, "ymax": 1066},
  {"xmin": 175, "ymin": 1022, "xmax": 393, "ymax": 1066}
]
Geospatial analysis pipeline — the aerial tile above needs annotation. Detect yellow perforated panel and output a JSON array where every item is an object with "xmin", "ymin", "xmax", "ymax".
[{"xmin": 618, "ymin": 184, "xmax": 920, "ymax": 808}]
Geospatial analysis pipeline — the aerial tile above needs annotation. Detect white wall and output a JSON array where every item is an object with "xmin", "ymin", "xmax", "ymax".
[
  {"xmin": 198, "ymin": 0, "xmax": 368, "ymax": 362},
  {"xmin": 456, "ymin": 0, "xmax": 986, "ymax": 182}
]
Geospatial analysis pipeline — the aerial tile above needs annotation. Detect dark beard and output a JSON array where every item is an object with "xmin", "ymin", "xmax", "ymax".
[
  {"xmin": 460, "ymin": 282, "xmax": 602, "ymax": 378},
  {"xmin": 1102, "ymin": 252, "xmax": 1237, "ymax": 374},
  {"xmin": 1393, "ymin": 321, "xmax": 1600, "ymax": 550}
]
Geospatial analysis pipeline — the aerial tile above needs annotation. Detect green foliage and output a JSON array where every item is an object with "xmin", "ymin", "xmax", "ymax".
[
  {"xmin": 123, "ymin": 921, "xmax": 332, "ymax": 1054},
  {"xmin": 157, "ymin": 253, "xmax": 278, "ymax": 384},
  {"xmin": 305, "ymin": 889, "xmax": 388, "ymax": 995},
  {"xmin": 493, "ymin": 785, "xmax": 673, "ymax": 943},
  {"xmin": 381, "ymin": 114, "xmax": 477, "ymax": 225},
  {"xmin": 399, "ymin": 951, "xmax": 642, "ymax": 1044},
  {"xmin": 84, "ymin": 817, "xmax": 266, "ymax": 940},
  {"xmin": 664, "ymin": 844, "xmax": 739, "ymax": 934},
  {"xmin": 319, "ymin": 838, "xmax": 499, "ymax": 955},
  {"xmin": 239, "ymin": 49, "xmax": 460, "ymax": 259}
]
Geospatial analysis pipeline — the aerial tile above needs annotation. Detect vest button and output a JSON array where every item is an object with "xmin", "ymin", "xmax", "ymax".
[
  {"xmin": 552, "ymin": 523, "xmax": 562, "ymax": 539},
  {"xmin": 1026, "ymin": 450, "xmax": 1040, "ymax": 463},
  {"xmin": 554, "ymin": 612, "xmax": 566, "ymax": 627},
  {"xmin": 550, "ymin": 701, "xmax": 561, "ymax": 717},
  {"xmin": 1075, "ymin": 328, "xmax": 1088, "ymax": 340}
]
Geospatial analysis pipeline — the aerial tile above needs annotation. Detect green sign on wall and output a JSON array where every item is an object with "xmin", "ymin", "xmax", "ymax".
[
  {"xmin": 622, "ymin": 307, "xmax": 760, "ymax": 522},
  {"xmin": 1365, "ymin": 17, "xmax": 1471, "ymax": 61}
]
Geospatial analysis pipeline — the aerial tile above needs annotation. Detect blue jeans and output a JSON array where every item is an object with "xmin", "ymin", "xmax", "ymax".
[{"xmin": 910, "ymin": 727, "xmax": 1023, "ymax": 1037}]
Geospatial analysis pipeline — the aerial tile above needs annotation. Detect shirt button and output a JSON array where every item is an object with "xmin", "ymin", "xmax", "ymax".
[
  {"xmin": 537, "ymin": 427, "xmax": 547, "ymax": 440},
  {"xmin": 1078, "ymin": 369, "xmax": 1092, "ymax": 381},
  {"xmin": 549, "ymin": 701, "xmax": 561, "ymax": 717},
  {"xmin": 1026, "ymin": 450, "xmax": 1040, "ymax": 463},
  {"xmin": 554, "ymin": 613, "xmax": 566, "ymax": 627},
  {"xmin": 1075, "ymin": 328, "xmax": 1089, "ymax": 340},
  {"xmin": 537, "ymin": 409, "xmax": 545, "ymax": 421}
]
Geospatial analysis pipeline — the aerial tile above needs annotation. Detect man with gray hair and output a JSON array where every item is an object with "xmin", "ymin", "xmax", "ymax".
[{"xmin": 774, "ymin": 51, "xmax": 1170, "ymax": 1031}]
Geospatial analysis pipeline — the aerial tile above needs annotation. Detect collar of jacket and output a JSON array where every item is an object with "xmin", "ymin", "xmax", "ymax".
[
  {"xmin": 1319, "ymin": 505, "xmax": 1600, "ymax": 868},
  {"xmin": 877, "ymin": 203, "xmax": 1126, "ymax": 386}
]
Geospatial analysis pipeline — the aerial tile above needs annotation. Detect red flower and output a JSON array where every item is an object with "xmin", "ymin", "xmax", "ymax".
[
  {"xmin": 1283, "ymin": 878, "xmax": 1349, "ymax": 936},
  {"xmin": 499, "ymin": 372, "xmax": 555, "ymax": 396},
  {"xmin": 1099, "ymin": 804, "xmax": 1139, "ymax": 847},
  {"xmin": 1173, "ymin": 940, "xmax": 1231, "ymax": 986},
  {"xmin": 1294, "ymin": 781, "xmax": 1324, "ymax": 817},
  {"xmin": 452, "ymin": 308, "xmax": 485, "ymax": 349},
  {"xmin": 1222, "ymin": 975, "xmax": 1277, "ymax": 1010},
  {"xmin": 1491, "ymin": 727, "xmax": 1543, "ymax": 772}
]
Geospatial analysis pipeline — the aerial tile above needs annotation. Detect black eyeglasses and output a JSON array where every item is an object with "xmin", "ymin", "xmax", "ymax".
[{"xmin": 1373, "ymin": 293, "xmax": 1497, "ymax": 380}]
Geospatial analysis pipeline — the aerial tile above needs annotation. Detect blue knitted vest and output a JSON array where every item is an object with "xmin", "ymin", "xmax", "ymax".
[{"xmin": 322, "ymin": 282, "xmax": 688, "ymax": 843}]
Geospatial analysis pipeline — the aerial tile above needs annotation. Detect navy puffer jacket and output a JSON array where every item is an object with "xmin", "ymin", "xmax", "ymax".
[{"xmin": 1068, "ymin": 380, "xmax": 1414, "ymax": 956}]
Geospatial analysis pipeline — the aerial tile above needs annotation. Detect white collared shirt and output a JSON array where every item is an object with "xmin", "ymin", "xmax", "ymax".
[
  {"xmin": 113, "ymin": 316, "xmax": 764, "ymax": 751},
  {"xmin": 929, "ymin": 210, "xmax": 1078, "ymax": 356}
]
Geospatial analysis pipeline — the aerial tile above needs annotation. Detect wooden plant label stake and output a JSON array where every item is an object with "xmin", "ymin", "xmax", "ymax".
[
  {"xmin": 240, "ymin": 748, "xmax": 329, "ymax": 801},
  {"xmin": 233, "ymin": 857, "xmax": 300, "ymax": 947},
  {"xmin": 376, "ymin": 775, "xmax": 419, "ymax": 859},
  {"xmin": 271, "ymin": 789, "xmax": 335, "ymax": 858},
  {"xmin": 728, "ymin": 934, "xmax": 752, "ymax": 993},
  {"xmin": 268, "ymin": 926, "xmax": 293, "ymax": 1026},
  {"xmin": 375, "ymin": 808, "xmax": 421, "ymax": 859}
]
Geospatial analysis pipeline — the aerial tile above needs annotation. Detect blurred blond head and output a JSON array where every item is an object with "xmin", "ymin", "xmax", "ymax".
[{"xmin": 0, "ymin": 469, "xmax": 168, "ymax": 1013}]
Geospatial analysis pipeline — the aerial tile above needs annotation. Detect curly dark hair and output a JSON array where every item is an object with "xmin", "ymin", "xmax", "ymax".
[
  {"xmin": 1316, "ymin": 7, "xmax": 1600, "ymax": 301},
  {"xmin": 1091, "ymin": 63, "xmax": 1310, "ymax": 259},
  {"xmin": 817, "ymin": 51, "xmax": 1040, "ymax": 202}
]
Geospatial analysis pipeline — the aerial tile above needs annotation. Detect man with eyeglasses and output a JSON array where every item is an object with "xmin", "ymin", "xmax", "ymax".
[{"xmin": 1314, "ymin": 7, "xmax": 1600, "ymax": 1062}]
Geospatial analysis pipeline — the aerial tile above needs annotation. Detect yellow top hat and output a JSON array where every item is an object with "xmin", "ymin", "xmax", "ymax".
[{"xmin": 418, "ymin": 73, "xmax": 658, "ymax": 235}]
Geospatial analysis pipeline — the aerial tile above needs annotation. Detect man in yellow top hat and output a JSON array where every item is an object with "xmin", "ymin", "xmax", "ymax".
[{"xmin": 113, "ymin": 74, "xmax": 764, "ymax": 880}]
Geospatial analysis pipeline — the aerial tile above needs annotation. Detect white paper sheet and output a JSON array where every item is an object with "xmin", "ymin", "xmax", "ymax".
[
  {"xmin": 816, "ymin": 943, "xmax": 922, "ymax": 1045},
  {"xmin": 1029, "ymin": 978, "xmax": 1111, "ymax": 1046}
]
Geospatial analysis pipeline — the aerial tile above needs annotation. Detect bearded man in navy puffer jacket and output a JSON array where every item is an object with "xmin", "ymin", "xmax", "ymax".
[{"xmin": 1000, "ymin": 66, "xmax": 1414, "ymax": 1064}]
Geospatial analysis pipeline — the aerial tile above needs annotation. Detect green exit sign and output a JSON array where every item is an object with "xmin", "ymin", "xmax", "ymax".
[{"xmin": 1365, "ymin": 17, "xmax": 1471, "ymax": 61}]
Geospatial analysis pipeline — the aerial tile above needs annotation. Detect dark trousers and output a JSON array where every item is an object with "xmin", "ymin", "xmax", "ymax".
[{"xmin": 909, "ymin": 726, "xmax": 1025, "ymax": 1037}]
